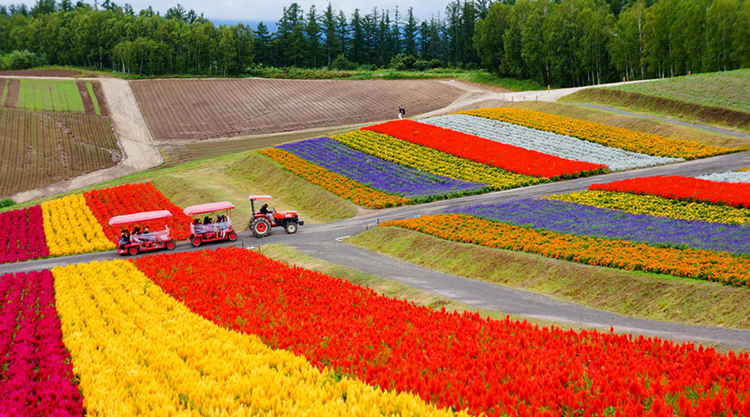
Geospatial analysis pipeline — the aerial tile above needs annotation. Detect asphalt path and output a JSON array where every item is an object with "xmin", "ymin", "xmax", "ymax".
[{"xmin": 3, "ymin": 150, "xmax": 750, "ymax": 348}]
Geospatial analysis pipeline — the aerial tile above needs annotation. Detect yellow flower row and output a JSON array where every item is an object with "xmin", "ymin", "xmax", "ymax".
[
  {"xmin": 547, "ymin": 190, "xmax": 750, "ymax": 225},
  {"xmin": 739, "ymin": 167, "xmax": 750, "ymax": 172},
  {"xmin": 52, "ymin": 260, "xmax": 464, "ymax": 416},
  {"xmin": 333, "ymin": 130, "xmax": 547, "ymax": 190},
  {"xmin": 41, "ymin": 194, "xmax": 114, "ymax": 256},
  {"xmin": 460, "ymin": 107, "xmax": 743, "ymax": 160},
  {"xmin": 257, "ymin": 148, "xmax": 411, "ymax": 209}
]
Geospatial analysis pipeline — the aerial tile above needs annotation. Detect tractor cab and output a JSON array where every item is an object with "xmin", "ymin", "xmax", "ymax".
[
  {"xmin": 109, "ymin": 210, "xmax": 177, "ymax": 256},
  {"xmin": 183, "ymin": 201, "xmax": 238, "ymax": 247},
  {"xmin": 248, "ymin": 195, "xmax": 304, "ymax": 238}
]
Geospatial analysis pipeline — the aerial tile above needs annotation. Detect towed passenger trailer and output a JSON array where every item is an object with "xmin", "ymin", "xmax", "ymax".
[
  {"xmin": 183, "ymin": 201, "xmax": 238, "ymax": 247},
  {"xmin": 109, "ymin": 210, "xmax": 177, "ymax": 256}
]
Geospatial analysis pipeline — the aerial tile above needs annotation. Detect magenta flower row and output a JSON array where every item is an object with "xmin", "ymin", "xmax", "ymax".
[
  {"xmin": 0, "ymin": 206, "xmax": 49, "ymax": 264},
  {"xmin": 0, "ymin": 270, "xmax": 83, "ymax": 416}
]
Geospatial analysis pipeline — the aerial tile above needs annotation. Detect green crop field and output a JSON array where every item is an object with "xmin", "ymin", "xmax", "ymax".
[
  {"xmin": 605, "ymin": 69, "xmax": 750, "ymax": 113},
  {"xmin": 16, "ymin": 79, "xmax": 85, "ymax": 113},
  {"xmin": 0, "ymin": 78, "xmax": 7, "ymax": 105}
]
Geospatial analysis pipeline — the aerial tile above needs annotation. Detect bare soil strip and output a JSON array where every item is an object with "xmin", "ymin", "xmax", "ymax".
[
  {"xmin": 91, "ymin": 81, "xmax": 110, "ymax": 116},
  {"xmin": 4, "ymin": 79, "xmax": 18, "ymax": 108},
  {"xmin": 131, "ymin": 78, "xmax": 467, "ymax": 141},
  {"xmin": 0, "ymin": 69, "xmax": 105, "ymax": 78},
  {"xmin": 76, "ymin": 80, "xmax": 96, "ymax": 115}
]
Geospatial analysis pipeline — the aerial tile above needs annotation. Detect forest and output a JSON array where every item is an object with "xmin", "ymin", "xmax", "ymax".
[{"xmin": 0, "ymin": 0, "xmax": 748, "ymax": 87}]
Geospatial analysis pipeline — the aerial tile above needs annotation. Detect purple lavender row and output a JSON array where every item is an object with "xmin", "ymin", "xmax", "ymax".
[
  {"xmin": 0, "ymin": 270, "xmax": 84, "ymax": 416},
  {"xmin": 279, "ymin": 137, "xmax": 489, "ymax": 199},
  {"xmin": 0, "ymin": 206, "xmax": 49, "ymax": 264},
  {"xmin": 450, "ymin": 199, "xmax": 750, "ymax": 255}
]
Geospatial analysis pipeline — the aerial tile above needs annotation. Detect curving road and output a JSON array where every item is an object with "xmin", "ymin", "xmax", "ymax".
[{"xmin": 3, "ymin": 150, "xmax": 750, "ymax": 349}]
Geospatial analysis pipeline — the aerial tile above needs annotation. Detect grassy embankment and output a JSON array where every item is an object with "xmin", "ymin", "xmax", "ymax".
[
  {"xmin": 346, "ymin": 227, "xmax": 750, "ymax": 332},
  {"xmin": 560, "ymin": 69, "xmax": 750, "ymax": 132}
]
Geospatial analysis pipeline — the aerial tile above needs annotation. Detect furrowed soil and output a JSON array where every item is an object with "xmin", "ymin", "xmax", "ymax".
[
  {"xmin": 77, "ymin": 80, "xmax": 96, "ymax": 115},
  {"xmin": 0, "ymin": 108, "xmax": 121, "ymax": 198},
  {"xmin": 4, "ymin": 79, "xmax": 18, "ymax": 107},
  {"xmin": 131, "ymin": 78, "xmax": 466, "ymax": 141},
  {"xmin": 0, "ymin": 68, "xmax": 106, "ymax": 78},
  {"xmin": 91, "ymin": 81, "xmax": 109, "ymax": 116},
  {"xmin": 348, "ymin": 227, "xmax": 750, "ymax": 331},
  {"xmin": 562, "ymin": 88, "xmax": 750, "ymax": 132}
]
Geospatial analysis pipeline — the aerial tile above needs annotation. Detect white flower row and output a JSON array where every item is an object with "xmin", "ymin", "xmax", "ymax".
[
  {"xmin": 696, "ymin": 171, "xmax": 750, "ymax": 183},
  {"xmin": 422, "ymin": 114, "xmax": 684, "ymax": 171}
]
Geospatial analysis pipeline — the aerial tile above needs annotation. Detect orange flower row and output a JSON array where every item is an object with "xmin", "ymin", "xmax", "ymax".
[
  {"xmin": 461, "ymin": 107, "xmax": 743, "ymax": 160},
  {"xmin": 256, "ymin": 148, "xmax": 411, "ymax": 209},
  {"xmin": 382, "ymin": 214, "xmax": 750, "ymax": 287}
]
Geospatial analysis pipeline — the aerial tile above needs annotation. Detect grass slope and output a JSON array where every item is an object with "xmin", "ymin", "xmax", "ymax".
[
  {"xmin": 509, "ymin": 101, "xmax": 749, "ymax": 150},
  {"xmin": 2, "ymin": 150, "xmax": 359, "ymax": 226},
  {"xmin": 347, "ymin": 227, "xmax": 750, "ymax": 331},
  {"xmin": 560, "ymin": 70, "xmax": 750, "ymax": 131}
]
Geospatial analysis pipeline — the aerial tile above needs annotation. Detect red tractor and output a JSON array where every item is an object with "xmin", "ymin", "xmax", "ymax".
[
  {"xmin": 184, "ymin": 201, "xmax": 238, "ymax": 247},
  {"xmin": 248, "ymin": 195, "xmax": 304, "ymax": 238},
  {"xmin": 109, "ymin": 210, "xmax": 177, "ymax": 256}
]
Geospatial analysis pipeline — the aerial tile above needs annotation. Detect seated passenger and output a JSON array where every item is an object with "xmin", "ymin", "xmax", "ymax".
[
  {"xmin": 191, "ymin": 219, "xmax": 203, "ymax": 235},
  {"xmin": 142, "ymin": 226, "xmax": 157, "ymax": 244},
  {"xmin": 118, "ymin": 229, "xmax": 130, "ymax": 249},
  {"xmin": 130, "ymin": 227, "xmax": 142, "ymax": 244}
]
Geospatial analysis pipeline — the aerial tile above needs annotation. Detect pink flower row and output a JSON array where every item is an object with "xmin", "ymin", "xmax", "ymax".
[
  {"xmin": 0, "ymin": 207, "xmax": 49, "ymax": 264},
  {"xmin": 0, "ymin": 270, "xmax": 83, "ymax": 416}
]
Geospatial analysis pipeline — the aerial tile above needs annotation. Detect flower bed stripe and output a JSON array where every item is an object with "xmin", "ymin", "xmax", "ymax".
[
  {"xmin": 333, "ymin": 130, "xmax": 547, "ymax": 191},
  {"xmin": 257, "ymin": 148, "xmax": 411, "ymax": 208},
  {"xmin": 83, "ymin": 182, "xmax": 193, "ymax": 242},
  {"xmin": 424, "ymin": 114, "xmax": 683, "ymax": 171},
  {"xmin": 52, "ymin": 259, "xmax": 458, "ymax": 416},
  {"xmin": 41, "ymin": 194, "xmax": 114, "ymax": 257},
  {"xmin": 134, "ymin": 248, "xmax": 750, "ymax": 416},
  {"xmin": 363, "ymin": 120, "xmax": 607, "ymax": 179},
  {"xmin": 591, "ymin": 176, "xmax": 750, "ymax": 208},
  {"xmin": 451, "ymin": 199, "xmax": 750, "ymax": 255},
  {"xmin": 697, "ymin": 171, "xmax": 750, "ymax": 184},
  {"xmin": 0, "ymin": 270, "xmax": 83, "ymax": 415},
  {"xmin": 461, "ymin": 107, "xmax": 742, "ymax": 159},
  {"xmin": 548, "ymin": 190, "xmax": 750, "ymax": 225},
  {"xmin": 278, "ymin": 137, "xmax": 488, "ymax": 199},
  {"xmin": 0, "ymin": 206, "xmax": 49, "ymax": 264},
  {"xmin": 383, "ymin": 214, "xmax": 750, "ymax": 287}
]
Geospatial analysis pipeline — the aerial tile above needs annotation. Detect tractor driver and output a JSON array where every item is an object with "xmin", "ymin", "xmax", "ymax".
[{"xmin": 260, "ymin": 203, "xmax": 274, "ymax": 221}]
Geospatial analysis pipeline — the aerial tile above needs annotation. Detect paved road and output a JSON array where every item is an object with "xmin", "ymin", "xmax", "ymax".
[{"xmin": 4, "ymin": 150, "xmax": 750, "ymax": 349}]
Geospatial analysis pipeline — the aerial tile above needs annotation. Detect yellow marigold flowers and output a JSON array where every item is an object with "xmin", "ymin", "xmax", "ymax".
[
  {"xmin": 41, "ymin": 194, "xmax": 114, "ymax": 256},
  {"xmin": 547, "ymin": 190, "xmax": 750, "ymax": 225},
  {"xmin": 461, "ymin": 107, "xmax": 744, "ymax": 160},
  {"xmin": 52, "ymin": 260, "xmax": 465, "ymax": 416},
  {"xmin": 333, "ymin": 130, "xmax": 547, "ymax": 190}
]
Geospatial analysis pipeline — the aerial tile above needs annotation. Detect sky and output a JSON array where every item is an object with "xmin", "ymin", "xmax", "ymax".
[{"xmin": 6, "ymin": 0, "xmax": 448, "ymax": 24}]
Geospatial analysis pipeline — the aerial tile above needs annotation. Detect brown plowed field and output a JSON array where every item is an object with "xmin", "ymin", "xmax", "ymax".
[
  {"xmin": 0, "ymin": 108, "xmax": 122, "ymax": 198},
  {"xmin": 0, "ymin": 69, "xmax": 108, "ymax": 77},
  {"xmin": 131, "ymin": 78, "xmax": 466, "ymax": 141}
]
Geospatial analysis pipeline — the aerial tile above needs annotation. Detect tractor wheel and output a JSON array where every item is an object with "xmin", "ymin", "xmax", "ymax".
[
  {"xmin": 227, "ymin": 232, "xmax": 237, "ymax": 241},
  {"xmin": 128, "ymin": 246, "xmax": 139, "ymax": 256},
  {"xmin": 191, "ymin": 237, "xmax": 202, "ymax": 247},
  {"xmin": 166, "ymin": 241, "xmax": 176, "ymax": 250},
  {"xmin": 251, "ymin": 217, "xmax": 272, "ymax": 238},
  {"xmin": 284, "ymin": 222, "xmax": 298, "ymax": 234}
]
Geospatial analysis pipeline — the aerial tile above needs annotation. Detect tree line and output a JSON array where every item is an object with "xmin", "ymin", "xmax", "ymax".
[
  {"xmin": 475, "ymin": 0, "xmax": 749, "ymax": 87},
  {"xmin": 0, "ymin": 0, "xmax": 748, "ymax": 86}
]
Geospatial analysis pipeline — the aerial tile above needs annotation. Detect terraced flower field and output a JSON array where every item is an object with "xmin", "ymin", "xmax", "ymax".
[
  {"xmin": 383, "ymin": 172, "xmax": 750, "ymax": 287},
  {"xmin": 3, "ymin": 248, "xmax": 750, "ymax": 415},
  {"xmin": 258, "ymin": 108, "xmax": 741, "ymax": 208}
]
